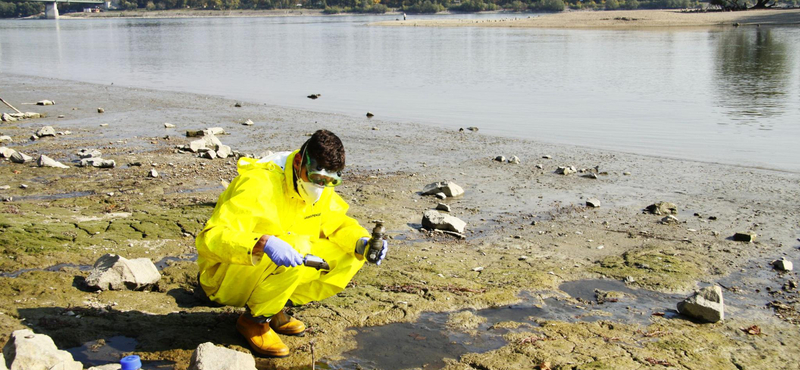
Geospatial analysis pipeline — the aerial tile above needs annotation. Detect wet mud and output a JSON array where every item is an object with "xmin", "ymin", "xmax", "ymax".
[{"xmin": 1, "ymin": 74, "xmax": 799, "ymax": 369}]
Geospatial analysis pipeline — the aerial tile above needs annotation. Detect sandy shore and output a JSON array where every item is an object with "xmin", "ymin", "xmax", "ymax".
[
  {"xmin": 1, "ymin": 73, "xmax": 799, "ymax": 368},
  {"xmin": 373, "ymin": 8, "xmax": 800, "ymax": 29}
]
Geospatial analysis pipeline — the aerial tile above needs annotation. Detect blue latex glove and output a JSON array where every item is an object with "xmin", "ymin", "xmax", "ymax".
[
  {"xmin": 263, "ymin": 236, "xmax": 304, "ymax": 267},
  {"xmin": 356, "ymin": 237, "xmax": 388, "ymax": 265}
]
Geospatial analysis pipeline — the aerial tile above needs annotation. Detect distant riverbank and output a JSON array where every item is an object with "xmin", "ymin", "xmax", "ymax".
[
  {"xmin": 372, "ymin": 8, "xmax": 800, "ymax": 28},
  {"xmin": 59, "ymin": 8, "xmax": 327, "ymax": 18}
]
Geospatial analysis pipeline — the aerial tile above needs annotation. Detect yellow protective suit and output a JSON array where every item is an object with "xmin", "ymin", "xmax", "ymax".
[{"xmin": 196, "ymin": 150, "xmax": 370, "ymax": 317}]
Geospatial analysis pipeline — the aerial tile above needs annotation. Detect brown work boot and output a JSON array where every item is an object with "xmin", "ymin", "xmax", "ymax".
[
  {"xmin": 269, "ymin": 309, "xmax": 306, "ymax": 336},
  {"xmin": 236, "ymin": 314, "xmax": 290, "ymax": 357}
]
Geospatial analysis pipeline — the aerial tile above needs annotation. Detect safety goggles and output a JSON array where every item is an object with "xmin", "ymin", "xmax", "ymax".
[{"xmin": 304, "ymin": 152, "xmax": 343, "ymax": 187}]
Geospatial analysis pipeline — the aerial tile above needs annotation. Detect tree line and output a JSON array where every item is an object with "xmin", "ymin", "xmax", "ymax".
[{"xmin": 0, "ymin": 0, "xmax": 789, "ymax": 18}]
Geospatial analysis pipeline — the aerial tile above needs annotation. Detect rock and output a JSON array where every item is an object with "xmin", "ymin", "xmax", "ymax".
[
  {"xmin": 535, "ymin": 164, "xmax": 543, "ymax": 170},
  {"xmin": 508, "ymin": 156, "xmax": 520, "ymax": 164},
  {"xmin": 204, "ymin": 127, "xmax": 225, "ymax": 136},
  {"xmin": 0, "ymin": 147, "xmax": 15, "ymax": 158},
  {"xmin": 435, "ymin": 192, "xmax": 446, "ymax": 200},
  {"xmin": 422, "ymin": 210, "xmax": 466, "ymax": 234},
  {"xmin": 660, "ymin": 215, "xmax": 679, "ymax": 224},
  {"xmin": 472, "ymin": 266, "xmax": 484, "ymax": 272},
  {"xmin": 36, "ymin": 126, "xmax": 56, "ymax": 137},
  {"xmin": 1, "ymin": 113, "xmax": 15, "ymax": 122},
  {"xmin": 79, "ymin": 158, "xmax": 115, "ymax": 168},
  {"xmin": 645, "ymin": 201, "xmax": 678, "ymax": 215},
  {"xmin": 36, "ymin": 100, "xmax": 55, "ymax": 105},
  {"xmin": 582, "ymin": 172, "xmax": 598, "ymax": 179},
  {"xmin": 555, "ymin": 166, "xmax": 576, "ymax": 175},
  {"xmin": 149, "ymin": 169, "xmax": 159, "ymax": 178},
  {"xmin": 494, "ymin": 156, "xmax": 506, "ymax": 162},
  {"xmin": 307, "ymin": 94, "xmax": 321, "ymax": 99},
  {"xmin": 202, "ymin": 151, "xmax": 218, "ymax": 159},
  {"xmin": 366, "ymin": 112, "xmax": 374, "ymax": 117},
  {"xmin": 100, "ymin": 123, "xmax": 109, "ymax": 127},
  {"xmin": 77, "ymin": 149, "xmax": 102, "ymax": 159},
  {"xmin": 188, "ymin": 342, "xmax": 257, "ymax": 370},
  {"xmin": 58, "ymin": 115, "xmax": 65, "ymax": 118},
  {"xmin": 97, "ymin": 108, "xmax": 105, "ymax": 113},
  {"xmin": 677, "ymin": 285, "xmax": 724, "ymax": 323},
  {"xmin": 241, "ymin": 119, "xmax": 254, "ymax": 126},
  {"xmin": 234, "ymin": 102, "xmax": 242, "ymax": 107},
  {"xmin": 87, "ymin": 365, "xmax": 121, "ymax": 370},
  {"xmin": 773, "ymin": 258, "xmax": 793, "ymax": 271},
  {"xmin": 216, "ymin": 145, "xmax": 232, "ymax": 159},
  {"xmin": 0, "ymin": 136, "xmax": 11, "ymax": 143},
  {"xmin": 623, "ymin": 171, "xmax": 631, "ymax": 176},
  {"xmin": 2, "ymin": 329, "xmax": 82, "ymax": 370},
  {"xmin": 164, "ymin": 123, "xmax": 176, "ymax": 128},
  {"xmin": 37, "ymin": 155, "xmax": 70, "ymax": 169},
  {"xmin": 186, "ymin": 129, "xmax": 205, "ymax": 137},
  {"xmin": 733, "ymin": 232, "xmax": 757, "ymax": 242},
  {"xmin": 189, "ymin": 139, "xmax": 208, "ymax": 153},
  {"xmin": 421, "ymin": 181, "xmax": 464, "ymax": 197},
  {"xmin": 466, "ymin": 126, "xmax": 478, "ymax": 132},
  {"xmin": 30, "ymin": 135, "xmax": 39, "ymax": 141},
  {"xmin": 542, "ymin": 155, "xmax": 552, "ymax": 159},
  {"xmin": 85, "ymin": 254, "xmax": 161, "ymax": 291},
  {"xmin": 586, "ymin": 198, "xmax": 601, "ymax": 208},
  {"xmin": 0, "ymin": 353, "xmax": 6, "ymax": 370},
  {"xmin": 436, "ymin": 203, "xmax": 451, "ymax": 212},
  {"xmin": 371, "ymin": 126, "xmax": 379, "ymax": 130}
]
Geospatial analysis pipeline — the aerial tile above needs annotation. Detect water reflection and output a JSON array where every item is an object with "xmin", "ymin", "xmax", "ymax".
[{"xmin": 714, "ymin": 27, "xmax": 790, "ymax": 128}]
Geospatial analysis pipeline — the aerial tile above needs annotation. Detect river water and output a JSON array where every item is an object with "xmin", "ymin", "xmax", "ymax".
[{"xmin": 1, "ymin": 14, "xmax": 799, "ymax": 171}]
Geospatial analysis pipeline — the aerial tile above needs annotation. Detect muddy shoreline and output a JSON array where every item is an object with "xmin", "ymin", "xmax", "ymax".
[{"xmin": 1, "ymin": 73, "xmax": 799, "ymax": 369}]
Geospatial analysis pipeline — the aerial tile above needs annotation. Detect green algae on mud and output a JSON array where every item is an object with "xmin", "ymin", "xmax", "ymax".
[{"xmin": 590, "ymin": 245, "xmax": 710, "ymax": 292}]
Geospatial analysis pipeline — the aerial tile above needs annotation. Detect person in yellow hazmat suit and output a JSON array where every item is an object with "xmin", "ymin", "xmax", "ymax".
[{"xmin": 195, "ymin": 129, "xmax": 387, "ymax": 357}]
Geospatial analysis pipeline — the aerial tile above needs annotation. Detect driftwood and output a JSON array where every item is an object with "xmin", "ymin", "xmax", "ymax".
[{"xmin": 0, "ymin": 97, "xmax": 22, "ymax": 114}]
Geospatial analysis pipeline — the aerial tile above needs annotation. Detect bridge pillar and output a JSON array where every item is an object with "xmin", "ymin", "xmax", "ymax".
[{"xmin": 45, "ymin": 2, "xmax": 59, "ymax": 19}]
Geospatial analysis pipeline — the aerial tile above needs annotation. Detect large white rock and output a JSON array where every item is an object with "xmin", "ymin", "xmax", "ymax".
[
  {"xmin": 421, "ymin": 181, "xmax": 464, "ymax": 198},
  {"xmin": 188, "ymin": 342, "xmax": 256, "ymax": 370},
  {"xmin": 0, "ymin": 147, "xmax": 15, "ymax": 158},
  {"xmin": 2, "ymin": 329, "xmax": 82, "ymax": 370},
  {"xmin": 422, "ymin": 210, "xmax": 466, "ymax": 234},
  {"xmin": 189, "ymin": 139, "xmax": 208, "ymax": 153},
  {"xmin": 38, "ymin": 155, "xmax": 70, "ymax": 169},
  {"xmin": 677, "ymin": 285, "xmax": 724, "ymax": 323},
  {"xmin": 85, "ymin": 254, "xmax": 161, "ymax": 291},
  {"xmin": 0, "ymin": 136, "xmax": 12, "ymax": 143}
]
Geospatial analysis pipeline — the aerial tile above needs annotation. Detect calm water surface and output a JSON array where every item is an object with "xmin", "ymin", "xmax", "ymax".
[{"xmin": 1, "ymin": 15, "xmax": 799, "ymax": 171}]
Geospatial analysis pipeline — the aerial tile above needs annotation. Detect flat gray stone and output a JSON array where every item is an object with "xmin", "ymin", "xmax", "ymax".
[
  {"xmin": 241, "ymin": 119, "xmax": 254, "ymax": 126},
  {"xmin": 188, "ymin": 342, "xmax": 256, "ymax": 370},
  {"xmin": 555, "ymin": 166, "xmax": 576, "ymax": 175},
  {"xmin": 37, "ymin": 154, "xmax": 70, "ymax": 169},
  {"xmin": 2, "ymin": 329, "xmax": 82, "ymax": 370},
  {"xmin": 85, "ymin": 254, "xmax": 161, "ymax": 291},
  {"xmin": 645, "ymin": 201, "xmax": 678, "ymax": 215},
  {"xmin": 422, "ymin": 209, "xmax": 466, "ymax": 234},
  {"xmin": 677, "ymin": 285, "xmax": 724, "ymax": 323},
  {"xmin": 36, "ymin": 100, "xmax": 55, "ymax": 105},
  {"xmin": 204, "ymin": 127, "xmax": 225, "ymax": 136},
  {"xmin": 77, "ymin": 149, "xmax": 102, "ymax": 159},
  {"xmin": 421, "ymin": 181, "xmax": 464, "ymax": 197},
  {"xmin": 436, "ymin": 203, "xmax": 451, "ymax": 212},
  {"xmin": 36, "ymin": 126, "xmax": 56, "ymax": 137}
]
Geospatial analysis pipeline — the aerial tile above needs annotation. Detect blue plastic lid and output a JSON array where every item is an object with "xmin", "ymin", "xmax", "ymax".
[{"xmin": 120, "ymin": 355, "xmax": 142, "ymax": 370}]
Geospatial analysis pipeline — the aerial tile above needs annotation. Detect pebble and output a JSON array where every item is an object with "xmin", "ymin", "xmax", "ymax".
[
  {"xmin": 100, "ymin": 123, "xmax": 108, "ymax": 127},
  {"xmin": 20, "ymin": 184, "xmax": 28, "ymax": 189},
  {"xmin": 164, "ymin": 123, "xmax": 176, "ymax": 128},
  {"xmin": 472, "ymin": 266, "xmax": 484, "ymax": 272},
  {"xmin": 542, "ymin": 155, "xmax": 552, "ymax": 159},
  {"xmin": 97, "ymin": 108, "xmax": 105, "ymax": 113},
  {"xmin": 535, "ymin": 164, "xmax": 543, "ymax": 169},
  {"xmin": 623, "ymin": 171, "xmax": 631, "ymax": 175}
]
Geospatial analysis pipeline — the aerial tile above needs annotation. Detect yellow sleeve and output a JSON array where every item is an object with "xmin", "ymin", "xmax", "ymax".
[
  {"xmin": 320, "ymin": 192, "xmax": 370, "ymax": 254},
  {"xmin": 196, "ymin": 172, "xmax": 274, "ymax": 266}
]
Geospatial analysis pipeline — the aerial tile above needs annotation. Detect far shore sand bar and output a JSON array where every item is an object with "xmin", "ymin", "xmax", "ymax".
[{"xmin": 371, "ymin": 9, "xmax": 800, "ymax": 29}]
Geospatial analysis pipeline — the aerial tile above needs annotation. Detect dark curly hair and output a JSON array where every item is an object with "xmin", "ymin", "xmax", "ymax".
[{"xmin": 300, "ymin": 129, "xmax": 345, "ymax": 171}]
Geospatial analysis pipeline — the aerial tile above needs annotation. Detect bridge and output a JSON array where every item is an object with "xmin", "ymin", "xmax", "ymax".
[{"xmin": 28, "ymin": 0, "xmax": 107, "ymax": 19}]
